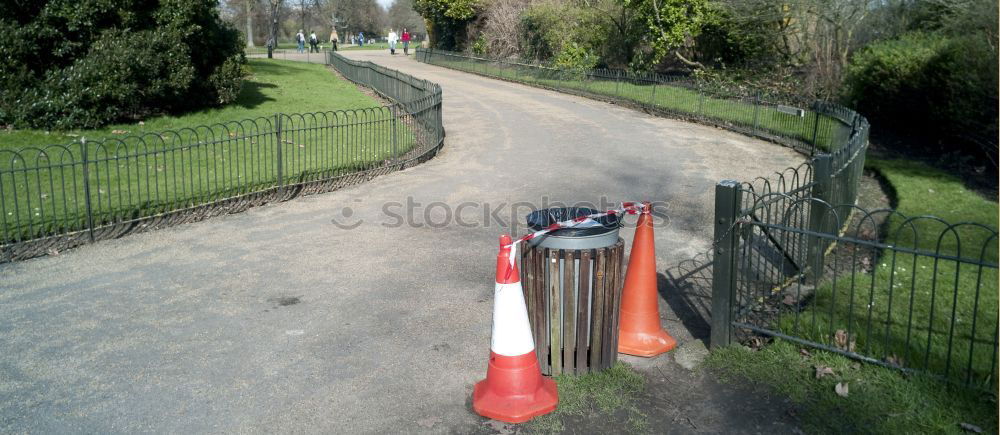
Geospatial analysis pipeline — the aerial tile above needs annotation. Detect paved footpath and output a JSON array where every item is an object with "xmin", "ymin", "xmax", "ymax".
[{"xmin": 1, "ymin": 51, "xmax": 803, "ymax": 433}]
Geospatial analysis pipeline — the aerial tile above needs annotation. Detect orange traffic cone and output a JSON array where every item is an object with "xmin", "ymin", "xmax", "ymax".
[
  {"xmin": 473, "ymin": 235, "xmax": 558, "ymax": 423},
  {"xmin": 618, "ymin": 203, "xmax": 677, "ymax": 357}
]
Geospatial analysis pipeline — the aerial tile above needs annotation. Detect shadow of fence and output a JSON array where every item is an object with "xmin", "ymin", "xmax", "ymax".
[{"xmin": 659, "ymin": 251, "xmax": 715, "ymax": 341}]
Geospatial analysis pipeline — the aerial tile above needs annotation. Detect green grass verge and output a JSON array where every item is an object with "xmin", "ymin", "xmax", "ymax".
[
  {"xmin": 423, "ymin": 56, "xmax": 845, "ymax": 151},
  {"xmin": 708, "ymin": 159, "xmax": 999, "ymax": 433},
  {"xmin": 706, "ymin": 340, "xmax": 996, "ymax": 433},
  {"xmin": 1, "ymin": 59, "xmax": 380, "ymax": 149},
  {"xmin": 776, "ymin": 159, "xmax": 998, "ymax": 384},
  {"xmin": 1, "ymin": 59, "xmax": 416, "ymax": 241},
  {"xmin": 527, "ymin": 362, "xmax": 648, "ymax": 434}
]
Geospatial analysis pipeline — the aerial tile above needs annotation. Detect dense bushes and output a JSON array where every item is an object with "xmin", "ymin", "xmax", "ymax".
[
  {"xmin": 694, "ymin": 2, "xmax": 781, "ymax": 68},
  {"xmin": 0, "ymin": 0, "xmax": 246, "ymax": 130},
  {"xmin": 414, "ymin": 0, "xmax": 478, "ymax": 50},
  {"xmin": 843, "ymin": 33, "xmax": 948, "ymax": 127},
  {"xmin": 519, "ymin": 3, "xmax": 605, "ymax": 69},
  {"xmin": 844, "ymin": 31, "xmax": 998, "ymax": 160}
]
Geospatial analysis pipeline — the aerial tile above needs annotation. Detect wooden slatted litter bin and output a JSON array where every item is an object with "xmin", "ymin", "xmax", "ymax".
[{"xmin": 520, "ymin": 208, "xmax": 626, "ymax": 376}]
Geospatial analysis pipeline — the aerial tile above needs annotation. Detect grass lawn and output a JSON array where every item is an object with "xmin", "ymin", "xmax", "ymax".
[
  {"xmin": 1, "ymin": 59, "xmax": 416, "ymax": 243},
  {"xmin": 1, "ymin": 59, "xmax": 380, "ymax": 149},
  {"xmin": 707, "ymin": 158, "xmax": 999, "ymax": 433},
  {"xmin": 423, "ymin": 56, "xmax": 844, "ymax": 151},
  {"xmin": 527, "ymin": 362, "xmax": 648, "ymax": 433}
]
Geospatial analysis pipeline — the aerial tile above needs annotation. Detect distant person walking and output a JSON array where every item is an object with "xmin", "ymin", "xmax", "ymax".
[
  {"xmin": 330, "ymin": 29, "xmax": 339, "ymax": 51},
  {"xmin": 401, "ymin": 29, "xmax": 411, "ymax": 55},
  {"xmin": 358, "ymin": 31, "xmax": 365, "ymax": 47},
  {"xmin": 387, "ymin": 29, "xmax": 398, "ymax": 55},
  {"xmin": 309, "ymin": 31, "xmax": 319, "ymax": 53},
  {"xmin": 296, "ymin": 29, "xmax": 305, "ymax": 53}
]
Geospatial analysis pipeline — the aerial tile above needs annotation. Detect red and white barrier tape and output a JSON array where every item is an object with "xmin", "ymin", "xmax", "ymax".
[{"xmin": 505, "ymin": 201, "xmax": 649, "ymax": 277}]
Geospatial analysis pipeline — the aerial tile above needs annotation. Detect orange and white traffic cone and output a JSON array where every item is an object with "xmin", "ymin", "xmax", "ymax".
[
  {"xmin": 472, "ymin": 235, "xmax": 558, "ymax": 423},
  {"xmin": 618, "ymin": 203, "xmax": 677, "ymax": 357}
]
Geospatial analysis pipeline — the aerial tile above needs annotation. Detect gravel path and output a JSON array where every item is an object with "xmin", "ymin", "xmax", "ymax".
[{"xmin": 0, "ymin": 51, "xmax": 804, "ymax": 433}]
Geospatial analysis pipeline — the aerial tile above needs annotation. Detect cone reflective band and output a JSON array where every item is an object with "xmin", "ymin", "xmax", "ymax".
[
  {"xmin": 491, "ymin": 239, "xmax": 535, "ymax": 357},
  {"xmin": 473, "ymin": 235, "xmax": 558, "ymax": 423},
  {"xmin": 617, "ymin": 203, "xmax": 677, "ymax": 357}
]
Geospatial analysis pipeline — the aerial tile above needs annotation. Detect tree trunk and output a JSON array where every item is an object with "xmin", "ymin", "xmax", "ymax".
[
  {"xmin": 246, "ymin": 0, "xmax": 255, "ymax": 47},
  {"xmin": 299, "ymin": 0, "xmax": 306, "ymax": 33},
  {"xmin": 269, "ymin": 0, "xmax": 281, "ymax": 58}
]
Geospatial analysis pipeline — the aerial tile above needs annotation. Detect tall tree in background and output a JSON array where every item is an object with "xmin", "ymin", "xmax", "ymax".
[
  {"xmin": 582, "ymin": 0, "xmax": 646, "ymax": 67},
  {"xmin": 319, "ymin": 0, "xmax": 386, "ymax": 37},
  {"xmin": 297, "ymin": 0, "xmax": 309, "ymax": 31},
  {"xmin": 388, "ymin": 0, "xmax": 426, "ymax": 36},
  {"xmin": 221, "ymin": 0, "xmax": 274, "ymax": 45},
  {"xmin": 246, "ymin": 0, "xmax": 256, "ymax": 46},
  {"xmin": 270, "ymin": 0, "xmax": 282, "ymax": 52},
  {"xmin": 627, "ymin": 0, "xmax": 708, "ymax": 69}
]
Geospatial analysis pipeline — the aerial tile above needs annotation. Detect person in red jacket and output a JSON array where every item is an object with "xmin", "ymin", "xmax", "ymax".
[{"xmin": 401, "ymin": 29, "xmax": 412, "ymax": 55}]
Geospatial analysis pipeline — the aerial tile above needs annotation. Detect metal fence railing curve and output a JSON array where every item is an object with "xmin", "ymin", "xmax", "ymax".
[
  {"xmin": 0, "ymin": 52, "xmax": 444, "ymax": 262},
  {"xmin": 414, "ymin": 48, "xmax": 996, "ymax": 388}
]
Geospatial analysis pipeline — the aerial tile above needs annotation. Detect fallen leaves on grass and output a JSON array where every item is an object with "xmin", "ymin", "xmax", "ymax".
[
  {"xmin": 834, "ymin": 330, "xmax": 856, "ymax": 352},
  {"xmin": 782, "ymin": 294, "xmax": 796, "ymax": 306},
  {"xmin": 885, "ymin": 354, "xmax": 904, "ymax": 367},
  {"xmin": 111, "ymin": 129, "xmax": 129, "ymax": 135},
  {"xmin": 747, "ymin": 336, "xmax": 770, "ymax": 351},
  {"xmin": 815, "ymin": 366, "xmax": 835, "ymax": 379},
  {"xmin": 959, "ymin": 422, "xmax": 983, "ymax": 433},
  {"xmin": 835, "ymin": 382, "xmax": 849, "ymax": 397},
  {"xmin": 858, "ymin": 228, "xmax": 875, "ymax": 241},
  {"xmin": 799, "ymin": 348, "xmax": 812, "ymax": 358},
  {"xmin": 860, "ymin": 256, "xmax": 872, "ymax": 273}
]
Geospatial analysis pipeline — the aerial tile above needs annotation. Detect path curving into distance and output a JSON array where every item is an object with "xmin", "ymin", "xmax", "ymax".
[{"xmin": 0, "ymin": 51, "xmax": 804, "ymax": 432}]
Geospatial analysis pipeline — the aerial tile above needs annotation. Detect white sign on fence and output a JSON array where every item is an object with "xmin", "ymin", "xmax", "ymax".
[{"xmin": 777, "ymin": 105, "xmax": 806, "ymax": 117}]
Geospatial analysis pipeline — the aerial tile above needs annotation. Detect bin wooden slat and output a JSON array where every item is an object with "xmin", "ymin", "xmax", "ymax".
[
  {"xmin": 536, "ymin": 248, "xmax": 547, "ymax": 373},
  {"xmin": 548, "ymin": 249, "xmax": 562, "ymax": 375},
  {"xmin": 590, "ymin": 247, "xmax": 607, "ymax": 371},
  {"xmin": 562, "ymin": 250, "xmax": 576, "ymax": 375},
  {"xmin": 603, "ymin": 243, "xmax": 622, "ymax": 364},
  {"xmin": 576, "ymin": 249, "xmax": 592, "ymax": 375},
  {"xmin": 611, "ymin": 243, "xmax": 626, "ymax": 356},
  {"xmin": 522, "ymin": 248, "xmax": 538, "ymax": 367}
]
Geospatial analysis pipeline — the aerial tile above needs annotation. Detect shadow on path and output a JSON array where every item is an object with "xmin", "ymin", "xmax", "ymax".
[{"xmin": 659, "ymin": 251, "xmax": 715, "ymax": 341}]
